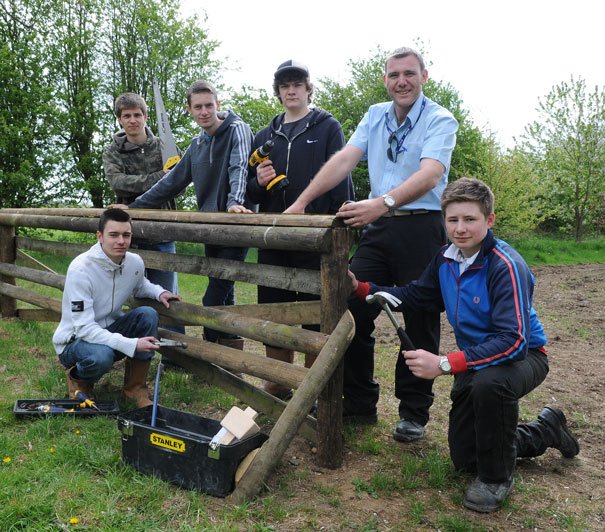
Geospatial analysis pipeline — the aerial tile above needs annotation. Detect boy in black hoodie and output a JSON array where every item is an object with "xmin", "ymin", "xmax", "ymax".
[{"xmin": 247, "ymin": 60, "xmax": 354, "ymax": 398}]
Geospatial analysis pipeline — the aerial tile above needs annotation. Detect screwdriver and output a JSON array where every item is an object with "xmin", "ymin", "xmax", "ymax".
[{"xmin": 74, "ymin": 390, "xmax": 101, "ymax": 411}]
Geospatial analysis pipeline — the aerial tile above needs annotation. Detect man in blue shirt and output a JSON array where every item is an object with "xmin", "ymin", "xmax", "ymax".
[{"xmin": 286, "ymin": 47, "xmax": 458, "ymax": 441}]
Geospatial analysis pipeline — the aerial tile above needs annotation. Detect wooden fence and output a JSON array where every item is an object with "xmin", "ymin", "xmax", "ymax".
[{"xmin": 0, "ymin": 208, "xmax": 355, "ymax": 502}]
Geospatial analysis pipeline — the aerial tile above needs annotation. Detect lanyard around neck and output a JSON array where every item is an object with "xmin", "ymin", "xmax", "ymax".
[{"xmin": 386, "ymin": 97, "xmax": 427, "ymax": 158}]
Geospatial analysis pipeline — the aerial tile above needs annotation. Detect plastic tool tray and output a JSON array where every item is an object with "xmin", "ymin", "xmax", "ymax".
[
  {"xmin": 117, "ymin": 405, "xmax": 268, "ymax": 497},
  {"xmin": 14, "ymin": 399, "xmax": 120, "ymax": 418}
]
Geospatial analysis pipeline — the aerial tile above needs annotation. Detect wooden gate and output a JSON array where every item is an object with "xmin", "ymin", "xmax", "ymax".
[{"xmin": 0, "ymin": 208, "xmax": 355, "ymax": 501}]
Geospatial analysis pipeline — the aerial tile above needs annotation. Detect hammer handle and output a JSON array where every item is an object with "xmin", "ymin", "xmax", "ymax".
[{"xmin": 396, "ymin": 327, "xmax": 415, "ymax": 351}]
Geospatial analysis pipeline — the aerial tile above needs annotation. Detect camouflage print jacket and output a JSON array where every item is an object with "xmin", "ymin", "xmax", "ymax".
[{"xmin": 102, "ymin": 126, "xmax": 176, "ymax": 210}]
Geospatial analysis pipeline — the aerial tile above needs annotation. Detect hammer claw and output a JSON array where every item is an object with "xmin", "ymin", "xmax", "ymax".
[{"xmin": 366, "ymin": 292, "xmax": 415, "ymax": 351}]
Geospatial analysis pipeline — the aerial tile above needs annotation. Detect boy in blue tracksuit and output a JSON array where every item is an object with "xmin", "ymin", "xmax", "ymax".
[{"xmin": 350, "ymin": 177, "xmax": 579, "ymax": 513}]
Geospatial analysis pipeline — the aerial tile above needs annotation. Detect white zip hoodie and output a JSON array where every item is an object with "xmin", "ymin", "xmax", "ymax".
[{"xmin": 52, "ymin": 242, "xmax": 166, "ymax": 357}]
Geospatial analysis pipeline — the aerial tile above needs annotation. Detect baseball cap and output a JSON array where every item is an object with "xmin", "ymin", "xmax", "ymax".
[{"xmin": 274, "ymin": 60, "xmax": 309, "ymax": 80}]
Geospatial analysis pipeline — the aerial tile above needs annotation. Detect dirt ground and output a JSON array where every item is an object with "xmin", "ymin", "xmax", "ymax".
[{"xmin": 267, "ymin": 264, "xmax": 605, "ymax": 530}]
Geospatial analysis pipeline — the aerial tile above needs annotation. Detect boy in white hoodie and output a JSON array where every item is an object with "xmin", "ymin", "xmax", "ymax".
[{"xmin": 53, "ymin": 208, "xmax": 180, "ymax": 407}]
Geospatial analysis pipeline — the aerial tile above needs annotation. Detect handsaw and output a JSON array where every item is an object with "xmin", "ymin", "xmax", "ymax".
[{"xmin": 153, "ymin": 80, "xmax": 181, "ymax": 171}]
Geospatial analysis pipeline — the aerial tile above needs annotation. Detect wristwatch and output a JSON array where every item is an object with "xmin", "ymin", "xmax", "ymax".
[
  {"xmin": 382, "ymin": 193, "xmax": 396, "ymax": 212},
  {"xmin": 439, "ymin": 356, "xmax": 451, "ymax": 375}
]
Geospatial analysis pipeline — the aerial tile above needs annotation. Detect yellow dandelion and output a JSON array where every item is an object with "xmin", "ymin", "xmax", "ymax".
[
  {"xmin": 2, "ymin": 456, "xmax": 11, "ymax": 463},
  {"xmin": 69, "ymin": 517, "xmax": 79, "ymax": 524},
  {"xmin": 75, "ymin": 429, "xmax": 81, "ymax": 435},
  {"xmin": 48, "ymin": 447, "xmax": 55, "ymax": 453}
]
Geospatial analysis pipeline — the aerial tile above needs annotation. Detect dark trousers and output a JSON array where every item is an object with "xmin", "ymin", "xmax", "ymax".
[
  {"xmin": 257, "ymin": 249, "xmax": 321, "ymax": 345},
  {"xmin": 449, "ymin": 348, "xmax": 549, "ymax": 483},
  {"xmin": 202, "ymin": 244, "xmax": 248, "ymax": 342},
  {"xmin": 343, "ymin": 212, "xmax": 446, "ymax": 422}
]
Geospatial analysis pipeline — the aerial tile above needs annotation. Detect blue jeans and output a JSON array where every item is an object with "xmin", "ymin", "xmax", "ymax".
[
  {"xmin": 131, "ymin": 240, "xmax": 184, "ymax": 335},
  {"xmin": 202, "ymin": 244, "xmax": 247, "ymax": 342},
  {"xmin": 130, "ymin": 240, "xmax": 178, "ymax": 294},
  {"xmin": 58, "ymin": 307, "xmax": 159, "ymax": 383}
]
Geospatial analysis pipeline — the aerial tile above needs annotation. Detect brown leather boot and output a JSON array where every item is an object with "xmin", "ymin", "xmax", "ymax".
[
  {"xmin": 66, "ymin": 366, "xmax": 95, "ymax": 400},
  {"xmin": 122, "ymin": 359, "xmax": 153, "ymax": 408},
  {"xmin": 264, "ymin": 346, "xmax": 294, "ymax": 400},
  {"xmin": 218, "ymin": 337, "xmax": 245, "ymax": 377}
]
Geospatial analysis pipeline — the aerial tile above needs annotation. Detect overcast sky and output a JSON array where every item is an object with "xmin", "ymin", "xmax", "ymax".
[{"xmin": 181, "ymin": 0, "xmax": 603, "ymax": 148}]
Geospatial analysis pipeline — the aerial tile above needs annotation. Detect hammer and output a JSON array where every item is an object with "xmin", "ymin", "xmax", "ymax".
[{"xmin": 366, "ymin": 292, "xmax": 415, "ymax": 351}]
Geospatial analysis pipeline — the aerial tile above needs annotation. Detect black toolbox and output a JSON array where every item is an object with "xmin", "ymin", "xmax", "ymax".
[
  {"xmin": 117, "ymin": 405, "xmax": 268, "ymax": 497},
  {"xmin": 14, "ymin": 399, "xmax": 120, "ymax": 418}
]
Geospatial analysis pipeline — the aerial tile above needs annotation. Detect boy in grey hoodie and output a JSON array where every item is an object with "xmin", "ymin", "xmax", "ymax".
[{"xmin": 126, "ymin": 81, "xmax": 253, "ymax": 349}]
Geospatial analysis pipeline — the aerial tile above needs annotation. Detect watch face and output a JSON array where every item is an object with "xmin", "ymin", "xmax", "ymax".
[
  {"xmin": 383, "ymin": 194, "xmax": 395, "ymax": 208},
  {"xmin": 440, "ymin": 357, "xmax": 451, "ymax": 373}
]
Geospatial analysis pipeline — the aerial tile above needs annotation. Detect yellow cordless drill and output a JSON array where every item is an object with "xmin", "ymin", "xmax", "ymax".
[{"xmin": 249, "ymin": 140, "xmax": 289, "ymax": 192}]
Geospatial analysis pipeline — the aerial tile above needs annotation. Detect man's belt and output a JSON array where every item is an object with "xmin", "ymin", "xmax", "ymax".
[{"xmin": 383, "ymin": 209, "xmax": 430, "ymax": 218}]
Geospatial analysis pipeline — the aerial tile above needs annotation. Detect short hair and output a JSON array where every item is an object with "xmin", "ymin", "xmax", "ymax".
[
  {"xmin": 272, "ymin": 73, "xmax": 314, "ymax": 105},
  {"xmin": 441, "ymin": 177, "xmax": 495, "ymax": 218},
  {"xmin": 186, "ymin": 80, "xmax": 218, "ymax": 106},
  {"xmin": 385, "ymin": 47, "xmax": 426, "ymax": 73},
  {"xmin": 98, "ymin": 208, "xmax": 132, "ymax": 233},
  {"xmin": 114, "ymin": 93, "xmax": 148, "ymax": 117}
]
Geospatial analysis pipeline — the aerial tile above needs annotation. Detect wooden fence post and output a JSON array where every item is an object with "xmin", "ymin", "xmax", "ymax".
[
  {"xmin": 230, "ymin": 310, "xmax": 355, "ymax": 503},
  {"xmin": 316, "ymin": 225, "xmax": 352, "ymax": 468},
  {"xmin": 0, "ymin": 224, "xmax": 16, "ymax": 318}
]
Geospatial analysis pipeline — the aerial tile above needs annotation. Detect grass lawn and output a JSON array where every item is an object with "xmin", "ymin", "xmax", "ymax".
[{"xmin": 1, "ymin": 234, "xmax": 602, "ymax": 529}]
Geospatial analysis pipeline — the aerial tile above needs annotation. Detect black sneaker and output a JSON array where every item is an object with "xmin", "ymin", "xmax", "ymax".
[
  {"xmin": 463, "ymin": 477, "xmax": 514, "ymax": 513},
  {"xmin": 538, "ymin": 406, "xmax": 580, "ymax": 458},
  {"xmin": 393, "ymin": 418, "xmax": 425, "ymax": 442}
]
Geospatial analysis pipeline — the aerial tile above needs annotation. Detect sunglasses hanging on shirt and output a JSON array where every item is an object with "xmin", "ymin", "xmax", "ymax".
[{"xmin": 386, "ymin": 97, "xmax": 427, "ymax": 162}]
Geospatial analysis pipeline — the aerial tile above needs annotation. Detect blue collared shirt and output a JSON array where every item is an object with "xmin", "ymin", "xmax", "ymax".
[{"xmin": 348, "ymin": 93, "xmax": 458, "ymax": 211}]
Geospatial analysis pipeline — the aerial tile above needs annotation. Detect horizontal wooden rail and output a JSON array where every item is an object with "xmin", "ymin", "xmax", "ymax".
[
  {"xmin": 136, "ymin": 299, "xmax": 328, "ymax": 355},
  {"xmin": 158, "ymin": 329, "xmax": 308, "ymax": 389},
  {"xmin": 0, "ymin": 213, "xmax": 332, "ymax": 252},
  {"xmin": 0, "ymin": 281, "xmax": 62, "ymax": 313},
  {"xmin": 1, "ymin": 207, "xmax": 341, "ymax": 228},
  {"xmin": 16, "ymin": 308, "xmax": 61, "ymax": 321},
  {"xmin": 0, "ymin": 278, "xmax": 328, "ymax": 355},
  {"xmin": 0, "ymin": 263, "xmax": 64, "ymax": 290},
  {"xmin": 215, "ymin": 300, "xmax": 321, "ymax": 325},
  {"xmin": 17, "ymin": 237, "xmax": 322, "ymax": 294}
]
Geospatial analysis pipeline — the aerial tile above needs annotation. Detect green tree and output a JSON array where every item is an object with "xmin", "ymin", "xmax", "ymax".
[
  {"xmin": 0, "ymin": 0, "xmax": 57, "ymax": 208},
  {"xmin": 520, "ymin": 77, "xmax": 605, "ymax": 240},
  {"xmin": 425, "ymin": 80, "xmax": 492, "ymax": 181},
  {"xmin": 223, "ymin": 86, "xmax": 281, "ymax": 135},
  {"xmin": 0, "ymin": 0, "xmax": 221, "ymax": 208},
  {"xmin": 478, "ymin": 142, "xmax": 548, "ymax": 237},
  {"xmin": 46, "ymin": 0, "xmax": 105, "ymax": 207},
  {"xmin": 314, "ymin": 50, "xmax": 386, "ymax": 200}
]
